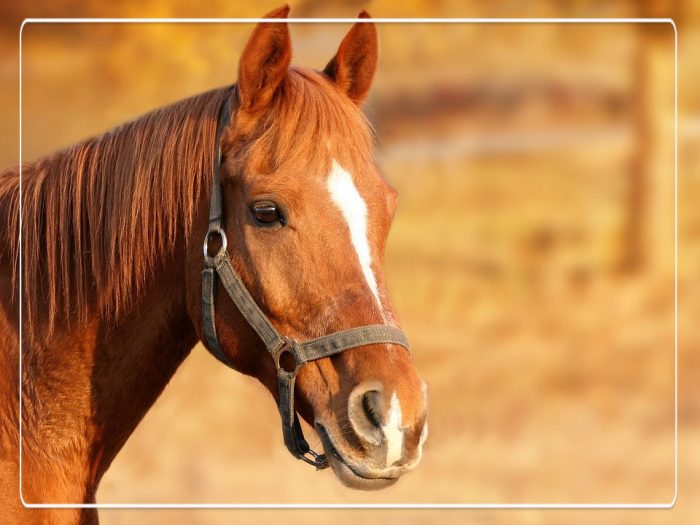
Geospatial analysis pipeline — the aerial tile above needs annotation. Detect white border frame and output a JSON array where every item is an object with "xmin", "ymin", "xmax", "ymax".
[{"xmin": 17, "ymin": 17, "xmax": 678, "ymax": 510}]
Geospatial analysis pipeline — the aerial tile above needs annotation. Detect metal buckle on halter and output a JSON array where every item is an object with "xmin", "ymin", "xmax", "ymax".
[
  {"xmin": 299, "ymin": 448, "xmax": 329, "ymax": 469},
  {"xmin": 203, "ymin": 226, "xmax": 228, "ymax": 262}
]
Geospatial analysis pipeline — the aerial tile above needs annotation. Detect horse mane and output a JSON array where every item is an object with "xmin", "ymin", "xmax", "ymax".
[
  {"xmin": 0, "ymin": 67, "xmax": 374, "ymax": 340},
  {"xmin": 1, "ymin": 87, "xmax": 230, "ymax": 338}
]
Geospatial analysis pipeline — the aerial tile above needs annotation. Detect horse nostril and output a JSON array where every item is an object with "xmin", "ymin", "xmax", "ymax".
[
  {"xmin": 362, "ymin": 390, "xmax": 384, "ymax": 429},
  {"xmin": 347, "ymin": 382, "xmax": 385, "ymax": 447}
]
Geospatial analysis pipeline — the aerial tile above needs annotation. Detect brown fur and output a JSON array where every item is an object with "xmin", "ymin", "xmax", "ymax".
[
  {"xmin": 0, "ymin": 7, "xmax": 427, "ymax": 523},
  {"xmin": 1, "ymin": 88, "xmax": 229, "ymax": 341}
]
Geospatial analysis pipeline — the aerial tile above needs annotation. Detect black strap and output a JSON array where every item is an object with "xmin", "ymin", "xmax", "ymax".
[
  {"xmin": 201, "ymin": 92, "xmax": 410, "ymax": 469},
  {"xmin": 201, "ymin": 94, "xmax": 233, "ymax": 366},
  {"xmin": 208, "ymin": 96, "xmax": 230, "ymax": 229}
]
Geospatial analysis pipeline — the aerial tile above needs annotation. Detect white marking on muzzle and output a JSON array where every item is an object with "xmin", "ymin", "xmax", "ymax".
[
  {"xmin": 382, "ymin": 392, "xmax": 404, "ymax": 466},
  {"xmin": 326, "ymin": 159, "xmax": 384, "ymax": 316},
  {"xmin": 419, "ymin": 421, "xmax": 429, "ymax": 447}
]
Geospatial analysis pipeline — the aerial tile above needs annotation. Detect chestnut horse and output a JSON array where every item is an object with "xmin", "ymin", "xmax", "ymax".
[{"xmin": 0, "ymin": 7, "xmax": 427, "ymax": 523}]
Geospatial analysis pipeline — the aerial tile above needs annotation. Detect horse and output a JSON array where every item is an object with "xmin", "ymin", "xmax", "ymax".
[{"xmin": 0, "ymin": 6, "xmax": 428, "ymax": 523}]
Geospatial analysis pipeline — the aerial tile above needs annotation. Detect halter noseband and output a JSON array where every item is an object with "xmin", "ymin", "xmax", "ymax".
[{"xmin": 201, "ymin": 93, "xmax": 410, "ymax": 469}]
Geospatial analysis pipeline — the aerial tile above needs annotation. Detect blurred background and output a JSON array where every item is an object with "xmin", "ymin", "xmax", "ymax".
[{"xmin": 2, "ymin": 0, "xmax": 697, "ymax": 523}]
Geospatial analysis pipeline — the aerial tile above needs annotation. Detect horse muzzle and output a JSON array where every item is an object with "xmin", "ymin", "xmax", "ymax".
[{"xmin": 314, "ymin": 380, "xmax": 428, "ymax": 491}]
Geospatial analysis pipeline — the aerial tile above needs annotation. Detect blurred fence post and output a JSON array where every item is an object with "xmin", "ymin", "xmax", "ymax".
[{"xmin": 624, "ymin": 2, "xmax": 676, "ymax": 275}]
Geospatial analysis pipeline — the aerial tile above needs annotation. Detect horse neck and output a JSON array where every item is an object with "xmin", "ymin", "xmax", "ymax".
[{"xmin": 17, "ymin": 242, "xmax": 198, "ymax": 504}]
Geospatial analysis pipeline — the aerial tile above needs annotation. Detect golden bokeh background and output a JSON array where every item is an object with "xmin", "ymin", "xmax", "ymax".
[{"xmin": 2, "ymin": 0, "xmax": 698, "ymax": 523}]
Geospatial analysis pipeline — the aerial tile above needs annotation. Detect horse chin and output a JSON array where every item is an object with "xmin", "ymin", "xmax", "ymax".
[
  {"xmin": 326, "ymin": 454, "xmax": 399, "ymax": 491},
  {"xmin": 315, "ymin": 423, "xmax": 399, "ymax": 491}
]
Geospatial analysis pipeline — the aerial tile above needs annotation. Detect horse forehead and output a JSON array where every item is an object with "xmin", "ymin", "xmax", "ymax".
[
  {"xmin": 323, "ymin": 159, "xmax": 381, "ymax": 215},
  {"xmin": 322, "ymin": 151, "xmax": 386, "ymax": 198}
]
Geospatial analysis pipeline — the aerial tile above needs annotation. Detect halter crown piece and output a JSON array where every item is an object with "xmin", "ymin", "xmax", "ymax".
[{"xmin": 201, "ymin": 90, "xmax": 410, "ymax": 468}]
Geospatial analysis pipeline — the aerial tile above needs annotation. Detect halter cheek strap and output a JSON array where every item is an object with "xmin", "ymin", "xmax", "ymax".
[{"xmin": 201, "ymin": 92, "xmax": 410, "ymax": 469}]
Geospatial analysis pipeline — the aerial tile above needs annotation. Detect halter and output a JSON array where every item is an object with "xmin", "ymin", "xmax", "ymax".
[{"xmin": 201, "ymin": 93, "xmax": 410, "ymax": 469}]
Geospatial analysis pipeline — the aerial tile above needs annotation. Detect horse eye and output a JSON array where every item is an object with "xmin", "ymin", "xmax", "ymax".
[{"xmin": 250, "ymin": 201, "xmax": 282, "ymax": 225}]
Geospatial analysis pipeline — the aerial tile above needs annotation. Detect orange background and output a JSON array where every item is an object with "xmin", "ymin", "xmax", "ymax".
[{"xmin": 1, "ymin": 1, "xmax": 698, "ymax": 524}]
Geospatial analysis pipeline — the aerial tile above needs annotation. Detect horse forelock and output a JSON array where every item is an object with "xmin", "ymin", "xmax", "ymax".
[{"xmin": 234, "ymin": 67, "xmax": 376, "ymax": 178}]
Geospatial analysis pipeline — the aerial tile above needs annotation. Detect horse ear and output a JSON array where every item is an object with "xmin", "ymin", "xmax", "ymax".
[
  {"xmin": 237, "ymin": 5, "xmax": 292, "ymax": 111},
  {"xmin": 323, "ymin": 11, "xmax": 378, "ymax": 105}
]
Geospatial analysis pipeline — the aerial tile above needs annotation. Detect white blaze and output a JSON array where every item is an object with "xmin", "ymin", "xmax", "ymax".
[
  {"xmin": 382, "ymin": 392, "xmax": 404, "ymax": 466},
  {"xmin": 326, "ymin": 159, "xmax": 384, "ymax": 314}
]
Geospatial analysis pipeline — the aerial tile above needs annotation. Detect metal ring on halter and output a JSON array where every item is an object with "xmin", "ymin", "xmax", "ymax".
[
  {"xmin": 203, "ymin": 227, "xmax": 228, "ymax": 260},
  {"xmin": 273, "ymin": 337, "xmax": 303, "ymax": 377}
]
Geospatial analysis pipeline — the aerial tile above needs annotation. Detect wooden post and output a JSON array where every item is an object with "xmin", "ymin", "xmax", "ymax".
[{"xmin": 623, "ymin": 2, "xmax": 676, "ymax": 275}]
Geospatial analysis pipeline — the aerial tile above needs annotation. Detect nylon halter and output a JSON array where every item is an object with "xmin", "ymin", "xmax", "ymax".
[{"xmin": 201, "ymin": 92, "xmax": 410, "ymax": 468}]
